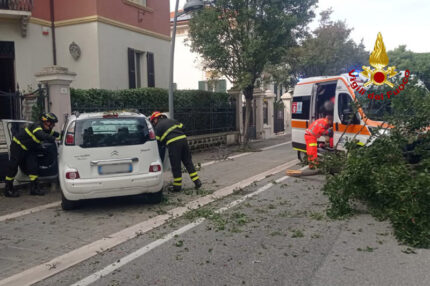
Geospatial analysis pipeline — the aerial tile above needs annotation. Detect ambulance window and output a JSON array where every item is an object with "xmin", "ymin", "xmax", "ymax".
[
  {"xmin": 338, "ymin": 93, "xmax": 360, "ymax": 124},
  {"xmin": 292, "ymin": 96, "xmax": 310, "ymax": 120}
]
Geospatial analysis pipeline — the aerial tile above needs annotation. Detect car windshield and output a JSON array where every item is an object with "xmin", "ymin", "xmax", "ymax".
[
  {"xmin": 355, "ymin": 90, "xmax": 392, "ymax": 121},
  {"xmin": 75, "ymin": 117, "xmax": 150, "ymax": 148}
]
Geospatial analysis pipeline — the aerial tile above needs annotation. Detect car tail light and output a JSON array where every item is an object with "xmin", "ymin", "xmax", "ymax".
[
  {"xmin": 65, "ymin": 133, "xmax": 75, "ymax": 145},
  {"xmin": 149, "ymin": 164, "xmax": 161, "ymax": 172},
  {"xmin": 65, "ymin": 170, "xmax": 80, "ymax": 180},
  {"xmin": 149, "ymin": 128, "xmax": 156, "ymax": 140}
]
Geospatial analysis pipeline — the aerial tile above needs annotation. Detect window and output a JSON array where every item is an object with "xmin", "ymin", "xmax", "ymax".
[
  {"xmin": 338, "ymin": 93, "xmax": 360, "ymax": 124},
  {"xmin": 291, "ymin": 96, "xmax": 311, "ymax": 120},
  {"xmin": 128, "ymin": 48, "xmax": 154, "ymax": 88},
  {"xmin": 75, "ymin": 117, "xmax": 151, "ymax": 148},
  {"xmin": 198, "ymin": 79, "xmax": 227, "ymax": 92}
]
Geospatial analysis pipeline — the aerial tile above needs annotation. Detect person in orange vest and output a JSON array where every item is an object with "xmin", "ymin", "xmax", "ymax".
[{"xmin": 305, "ymin": 108, "xmax": 333, "ymax": 168}]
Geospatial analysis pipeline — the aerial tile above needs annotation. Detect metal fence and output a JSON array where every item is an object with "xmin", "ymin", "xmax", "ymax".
[{"xmin": 71, "ymin": 100, "xmax": 236, "ymax": 137}]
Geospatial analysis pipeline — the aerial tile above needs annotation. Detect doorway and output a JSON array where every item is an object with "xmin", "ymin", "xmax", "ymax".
[{"xmin": 0, "ymin": 41, "xmax": 16, "ymax": 119}]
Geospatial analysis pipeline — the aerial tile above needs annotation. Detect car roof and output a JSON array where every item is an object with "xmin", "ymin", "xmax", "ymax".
[{"xmin": 68, "ymin": 111, "xmax": 147, "ymax": 121}]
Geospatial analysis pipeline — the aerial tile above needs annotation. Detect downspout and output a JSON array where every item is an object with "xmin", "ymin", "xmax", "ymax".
[{"xmin": 50, "ymin": 0, "xmax": 57, "ymax": 65}]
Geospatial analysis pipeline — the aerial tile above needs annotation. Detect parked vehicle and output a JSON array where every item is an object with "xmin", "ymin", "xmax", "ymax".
[
  {"xmin": 58, "ymin": 112, "xmax": 164, "ymax": 210},
  {"xmin": 291, "ymin": 75, "xmax": 387, "ymax": 160},
  {"xmin": 0, "ymin": 120, "xmax": 58, "ymax": 184}
]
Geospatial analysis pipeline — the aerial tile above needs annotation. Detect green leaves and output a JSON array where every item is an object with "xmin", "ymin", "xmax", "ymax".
[{"xmin": 321, "ymin": 85, "xmax": 430, "ymax": 248}]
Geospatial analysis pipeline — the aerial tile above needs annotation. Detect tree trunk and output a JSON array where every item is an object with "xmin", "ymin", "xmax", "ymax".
[{"xmin": 241, "ymin": 86, "xmax": 254, "ymax": 148}]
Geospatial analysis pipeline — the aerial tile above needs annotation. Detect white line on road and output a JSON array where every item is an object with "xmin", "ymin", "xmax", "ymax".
[
  {"xmin": 0, "ymin": 141, "xmax": 292, "ymax": 223},
  {"xmin": 0, "ymin": 159, "xmax": 300, "ymax": 286},
  {"xmin": 0, "ymin": 201, "xmax": 60, "ymax": 223},
  {"xmin": 201, "ymin": 140, "xmax": 292, "ymax": 167},
  {"xmin": 72, "ymin": 166, "xmax": 307, "ymax": 286}
]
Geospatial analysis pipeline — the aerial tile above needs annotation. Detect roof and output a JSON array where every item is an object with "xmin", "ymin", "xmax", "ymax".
[
  {"xmin": 170, "ymin": 10, "xmax": 192, "ymax": 23},
  {"xmin": 69, "ymin": 111, "xmax": 146, "ymax": 120}
]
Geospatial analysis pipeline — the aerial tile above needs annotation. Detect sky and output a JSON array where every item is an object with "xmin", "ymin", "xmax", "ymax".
[{"xmin": 169, "ymin": 0, "xmax": 430, "ymax": 53}]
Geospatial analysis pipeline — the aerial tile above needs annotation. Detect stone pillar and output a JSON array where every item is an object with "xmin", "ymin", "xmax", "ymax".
[
  {"xmin": 228, "ymin": 88, "xmax": 243, "ymax": 137},
  {"xmin": 281, "ymin": 91, "xmax": 293, "ymax": 134},
  {"xmin": 264, "ymin": 89, "xmax": 276, "ymax": 138},
  {"xmin": 254, "ymin": 88, "xmax": 264, "ymax": 139},
  {"xmin": 35, "ymin": 66, "xmax": 76, "ymax": 132}
]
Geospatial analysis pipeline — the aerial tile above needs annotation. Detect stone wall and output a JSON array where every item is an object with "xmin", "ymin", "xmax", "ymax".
[{"xmin": 187, "ymin": 131, "xmax": 239, "ymax": 151}]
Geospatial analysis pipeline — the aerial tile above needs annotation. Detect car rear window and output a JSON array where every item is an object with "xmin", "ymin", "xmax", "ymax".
[{"xmin": 75, "ymin": 117, "xmax": 150, "ymax": 148}]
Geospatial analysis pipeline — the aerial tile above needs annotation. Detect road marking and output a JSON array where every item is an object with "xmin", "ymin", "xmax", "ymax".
[
  {"xmin": 201, "ymin": 140, "xmax": 292, "ymax": 167},
  {"xmin": 72, "ymin": 166, "xmax": 307, "ymax": 286},
  {"xmin": 0, "ymin": 141, "xmax": 292, "ymax": 223},
  {"xmin": 0, "ymin": 159, "xmax": 299, "ymax": 286},
  {"xmin": 0, "ymin": 201, "xmax": 60, "ymax": 223}
]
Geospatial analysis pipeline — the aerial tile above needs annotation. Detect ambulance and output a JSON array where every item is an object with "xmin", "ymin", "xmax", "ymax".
[{"xmin": 291, "ymin": 74, "xmax": 389, "ymax": 160}]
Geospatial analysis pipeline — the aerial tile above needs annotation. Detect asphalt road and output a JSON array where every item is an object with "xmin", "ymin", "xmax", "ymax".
[{"xmin": 1, "ymin": 135, "xmax": 429, "ymax": 286}]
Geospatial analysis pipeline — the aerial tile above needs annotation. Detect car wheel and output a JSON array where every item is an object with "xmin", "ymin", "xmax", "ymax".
[
  {"xmin": 146, "ymin": 189, "xmax": 163, "ymax": 204},
  {"xmin": 297, "ymin": 151, "xmax": 305, "ymax": 162},
  {"xmin": 61, "ymin": 193, "xmax": 79, "ymax": 210}
]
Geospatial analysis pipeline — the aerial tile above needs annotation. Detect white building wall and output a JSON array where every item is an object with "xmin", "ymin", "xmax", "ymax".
[
  {"xmin": 0, "ymin": 20, "xmax": 52, "ymax": 91},
  {"xmin": 173, "ymin": 27, "xmax": 232, "ymax": 91},
  {"xmin": 55, "ymin": 22, "xmax": 100, "ymax": 89},
  {"xmin": 97, "ymin": 22, "xmax": 170, "ymax": 90}
]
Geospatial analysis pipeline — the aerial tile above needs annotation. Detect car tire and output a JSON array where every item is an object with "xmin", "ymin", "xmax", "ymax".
[
  {"xmin": 145, "ymin": 189, "xmax": 163, "ymax": 204},
  {"xmin": 297, "ymin": 151, "xmax": 305, "ymax": 162},
  {"xmin": 61, "ymin": 193, "xmax": 79, "ymax": 210}
]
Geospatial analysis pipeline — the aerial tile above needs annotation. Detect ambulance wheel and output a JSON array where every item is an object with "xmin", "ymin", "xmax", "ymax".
[{"xmin": 297, "ymin": 151, "xmax": 305, "ymax": 162}]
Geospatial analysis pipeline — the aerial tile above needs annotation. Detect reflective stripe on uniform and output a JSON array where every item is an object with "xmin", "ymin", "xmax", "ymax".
[
  {"xmin": 50, "ymin": 129, "xmax": 54, "ymax": 135},
  {"xmin": 357, "ymin": 141, "xmax": 365, "ymax": 146},
  {"xmin": 173, "ymin": 182, "xmax": 182, "ymax": 186},
  {"xmin": 189, "ymin": 172, "xmax": 198, "ymax": 177},
  {"xmin": 33, "ymin": 127, "xmax": 43, "ymax": 133},
  {"xmin": 166, "ymin": 135, "xmax": 186, "ymax": 145},
  {"xmin": 25, "ymin": 128, "xmax": 41, "ymax": 144},
  {"xmin": 5, "ymin": 176, "xmax": 14, "ymax": 181},
  {"xmin": 156, "ymin": 136, "xmax": 161, "ymax": 141},
  {"xmin": 191, "ymin": 175, "xmax": 200, "ymax": 182},
  {"xmin": 308, "ymin": 143, "xmax": 318, "ymax": 147},
  {"xmin": 160, "ymin": 123, "xmax": 183, "ymax": 142},
  {"xmin": 29, "ymin": 175, "xmax": 38, "ymax": 181},
  {"xmin": 173, "ymin": 177, "xmax": 182, "ymax": 182},
  {"xmin": 13, "ymin": 137, "xmax": 28, "ymax": 151}
]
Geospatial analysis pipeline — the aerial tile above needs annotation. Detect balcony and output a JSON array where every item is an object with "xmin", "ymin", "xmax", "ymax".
[
  {"xmin": 0, "ymin": 0, "xmax": 33, "ymax": 15},
  {"xmin": 0, "ymin": 0, "xmax": 33, "ymax": 37}
]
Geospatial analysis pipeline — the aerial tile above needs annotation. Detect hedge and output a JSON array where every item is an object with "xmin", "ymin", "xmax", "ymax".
[{"xmin": 70, "ymin": 88, "xmax": 236, "ymax": 136}]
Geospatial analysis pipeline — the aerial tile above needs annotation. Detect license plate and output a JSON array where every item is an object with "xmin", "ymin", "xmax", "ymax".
[{"xmin": 98, "ymin": 163, "xmax": 132, "ymax": 175}]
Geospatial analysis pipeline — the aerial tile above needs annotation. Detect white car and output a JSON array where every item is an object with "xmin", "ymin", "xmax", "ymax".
[{"xmin": 58, "ymin": 111, "xmax": 164, "ymax": 210}]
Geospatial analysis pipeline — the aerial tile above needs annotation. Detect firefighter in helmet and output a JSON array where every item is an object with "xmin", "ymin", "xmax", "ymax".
[
  {"xmin": 150, "ymin": 111, "xmax": 202, "ymax": 192},
  {"xmin": 4, "ymin": 112, "xmax": 59, "ymax": 197}
]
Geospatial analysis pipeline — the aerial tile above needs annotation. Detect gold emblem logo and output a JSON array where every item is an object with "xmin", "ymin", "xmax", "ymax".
[{"xmin": 361, "ymin": 33, "xmax": 397, "ymax": 88}]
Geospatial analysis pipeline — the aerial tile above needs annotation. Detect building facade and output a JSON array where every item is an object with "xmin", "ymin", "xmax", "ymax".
[
  {"xmin": 0, "ymin": 0, "xmax": 170, "ymax": 119},
  {"xmin": 171, "ymin": 11, "xmax": 230, "ymax": 92}
]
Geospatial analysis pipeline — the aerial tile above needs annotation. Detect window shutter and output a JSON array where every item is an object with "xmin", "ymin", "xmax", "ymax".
[
  {"xmin": 147, "ymin": 52, "xmax": 155, "ymax": 87},
  {"xmin": 215, "ymin": 80, "xmax": 227, "ymax": 93},
  {"xmin": 128, "ymin": 48, "xmax": 136, "ymax": 89},
  {"xmin": 198, "ymin": 81, "xmax": 206, "ymax": 90}
]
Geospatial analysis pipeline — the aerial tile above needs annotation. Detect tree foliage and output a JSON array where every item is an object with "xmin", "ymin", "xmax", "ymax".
[
  {"xmin": 289, "ymin": 9, "xmax": 368, "ymax": 79},
  {"xmin": 320, "ymin": 80, "xmax": 430, "ymax": 248},
  {"xmin": 187, "ymin": 0, "xmax": 316, "ymax": 143},
  {"xmin": 388, "ymin": 45, "xmax": 430, "ymax": 90}
]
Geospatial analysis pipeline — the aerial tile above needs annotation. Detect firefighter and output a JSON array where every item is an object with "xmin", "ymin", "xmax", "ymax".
[
  {"xmin": 4, "ymin": 112, "xmax": 59, "ymax": 197},
  {"xmin": 150, "ymin": 111, "xmax": 202, "ymax": 192},
  {"xmin": 304, "ymin": 105, "xmax": 334, "ymax": 168}
]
